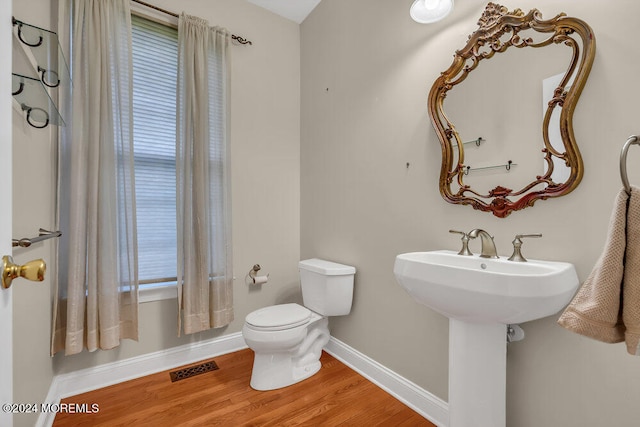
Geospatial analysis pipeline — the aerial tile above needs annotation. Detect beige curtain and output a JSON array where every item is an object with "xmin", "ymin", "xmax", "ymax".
[
  {"xmin": 52, "ymin": 0, "xmax": 138, "ymax": 355},
  {"xmin": 177, "ymin": 14, "xmax": 233, "ymax": 335}
]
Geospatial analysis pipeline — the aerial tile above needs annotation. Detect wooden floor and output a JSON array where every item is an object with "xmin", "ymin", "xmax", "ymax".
[{"xmin": 53, "ymin": 349, "xmax": 435, "ymax": 426}]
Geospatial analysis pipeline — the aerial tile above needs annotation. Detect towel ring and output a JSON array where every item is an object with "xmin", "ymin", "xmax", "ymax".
[{"xmin": 620, "ymin": 135, "xmax": 640, "ymax": 195}]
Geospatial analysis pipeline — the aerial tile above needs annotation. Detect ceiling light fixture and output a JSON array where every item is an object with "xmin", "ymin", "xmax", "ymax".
[{"xmin": 410, "ymin": 0, "xmax": 454, "ymax": 24}]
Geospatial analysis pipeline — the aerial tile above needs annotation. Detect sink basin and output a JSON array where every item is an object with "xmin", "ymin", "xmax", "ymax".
[{"xmin": 394, "ymin": 250, "xmax": 579, "ymax": 324}]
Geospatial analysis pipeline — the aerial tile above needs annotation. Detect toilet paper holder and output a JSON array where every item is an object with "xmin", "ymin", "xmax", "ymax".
[{"xmin": 248, "ymin": 264, "xmax": 269, "ymax": 285}]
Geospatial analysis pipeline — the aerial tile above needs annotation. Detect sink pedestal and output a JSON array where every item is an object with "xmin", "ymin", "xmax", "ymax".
[{"xmin": 449, "ymin": 319, "xmax": 507, "ymax": 427}]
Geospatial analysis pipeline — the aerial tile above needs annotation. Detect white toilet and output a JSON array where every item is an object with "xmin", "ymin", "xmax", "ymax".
[{"xmin": 242, "ymin": 258, "xmax": 356, "ymax": 391}]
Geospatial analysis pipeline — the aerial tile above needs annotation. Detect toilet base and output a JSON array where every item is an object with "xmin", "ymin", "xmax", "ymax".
[{"xmin": 250, "ymin": 356, "xmax": 322, "ymax": 391}]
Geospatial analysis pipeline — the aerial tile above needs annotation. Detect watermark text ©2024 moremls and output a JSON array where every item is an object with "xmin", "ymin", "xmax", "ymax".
[{"xmin": 2, "ymin": 402, "xmax": 100, "ymax": 414}]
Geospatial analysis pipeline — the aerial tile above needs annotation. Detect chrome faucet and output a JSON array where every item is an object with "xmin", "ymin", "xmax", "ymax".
[{"xmin": 468, "ymin": 229, "xmax": 498, "ymax": 258}]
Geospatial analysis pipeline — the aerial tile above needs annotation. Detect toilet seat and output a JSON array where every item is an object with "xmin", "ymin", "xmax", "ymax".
[{"xmin": 245, "ymin": 303, "xmax": 312, "ymax": 331}]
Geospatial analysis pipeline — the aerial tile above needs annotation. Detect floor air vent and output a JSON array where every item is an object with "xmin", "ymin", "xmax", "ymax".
[{"xmin": 170, "ymin": 360, "xmax": 219, "ymax": 382}]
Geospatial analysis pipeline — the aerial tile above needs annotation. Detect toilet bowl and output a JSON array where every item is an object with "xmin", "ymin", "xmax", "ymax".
[
  {"xmin": 242, "ymin": 303, "xmax": 329, "ymax": 390},
  {"xmin": 242, "ymin": 259, "xmax": 356, "ymax": 391}
]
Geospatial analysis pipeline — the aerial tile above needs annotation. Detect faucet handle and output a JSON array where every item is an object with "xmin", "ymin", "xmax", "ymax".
[
  {"xmin": 449, "ymin": 230, "xmax": 473, "ymax": 256},
  {"xmin": 508, "ymin": 233, "xmax": 542, "ymax": 262}
]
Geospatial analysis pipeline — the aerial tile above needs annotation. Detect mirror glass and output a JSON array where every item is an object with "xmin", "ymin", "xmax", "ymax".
[{"xmin": 428, "ymin": 3, "xmax": 595, "ymax": 217}]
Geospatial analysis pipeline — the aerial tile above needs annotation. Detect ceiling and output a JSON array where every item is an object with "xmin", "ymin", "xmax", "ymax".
[{"xmin": 246, "ymin": 0, "xmax": 322, "ymax": 24}]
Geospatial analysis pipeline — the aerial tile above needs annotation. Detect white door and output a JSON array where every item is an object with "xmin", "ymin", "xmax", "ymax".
[{"xmin": 0, "ymin": 1, "xmax": 14, "ymax": 426}]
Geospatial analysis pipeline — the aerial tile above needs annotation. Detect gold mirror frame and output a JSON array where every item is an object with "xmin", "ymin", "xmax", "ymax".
[{"xmin": 428, "ymin": 3, "xmax": 596, "ymax": 217}]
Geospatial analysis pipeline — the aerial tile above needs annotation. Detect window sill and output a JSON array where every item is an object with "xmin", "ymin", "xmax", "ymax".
[{"xmin": 139, "ymin": 283, "xmax": 177, "ymax": 303}]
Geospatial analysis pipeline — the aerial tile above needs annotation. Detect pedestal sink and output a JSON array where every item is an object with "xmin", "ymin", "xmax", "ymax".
[{"xmin": 394, "ymin": 250, "xmax": 579, "ymax": 427}]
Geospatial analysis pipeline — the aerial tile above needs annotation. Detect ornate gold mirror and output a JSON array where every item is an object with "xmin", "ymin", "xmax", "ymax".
[{"xmin": 428, "ymin": 3, "xmax": 595, "ymax": 217}]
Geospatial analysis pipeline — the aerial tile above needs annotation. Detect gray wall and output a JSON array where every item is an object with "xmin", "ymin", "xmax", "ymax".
[{"xmin": 301, "ymin": 0, "xmax": 640, "ymax": 426}]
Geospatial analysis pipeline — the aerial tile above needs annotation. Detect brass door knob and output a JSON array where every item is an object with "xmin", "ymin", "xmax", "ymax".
[{"xmin": 1, "ymin": 255, "xmax": 46, "ymax": 289}]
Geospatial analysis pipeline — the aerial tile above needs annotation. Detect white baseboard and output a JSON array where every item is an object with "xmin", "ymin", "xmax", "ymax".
[
  {"xmin": 325, "ymin": 337, "xmax": 449, "ymax": 427},
  {"xmin": 37, "ymin": 332, "xmax": 247, "ymax": 427},
  {"xmin": 38, "ymin": 333, "xmax": 449, "ymax": 427}
]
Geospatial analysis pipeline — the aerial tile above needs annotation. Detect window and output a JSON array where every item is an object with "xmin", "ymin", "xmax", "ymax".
[{"xmin": 131, "ymin": 14, "xmax": 178, "ymax": 299}]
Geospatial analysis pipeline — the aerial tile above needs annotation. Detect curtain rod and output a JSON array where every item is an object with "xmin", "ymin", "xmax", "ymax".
[{"xmin": 132, "ymin": 0, "xmax": 252, "ymax": 45}]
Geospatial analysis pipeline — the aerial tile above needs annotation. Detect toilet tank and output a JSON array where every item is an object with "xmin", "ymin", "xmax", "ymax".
[{"xmin": 299, "ymin": 258, "xmax": 356, "ymax": 316}]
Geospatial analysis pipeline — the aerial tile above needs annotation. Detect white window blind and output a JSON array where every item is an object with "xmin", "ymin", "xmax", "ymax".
[{"xmin": 131, "ymin": 15, "xmax": 178, "ymax": 285}]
